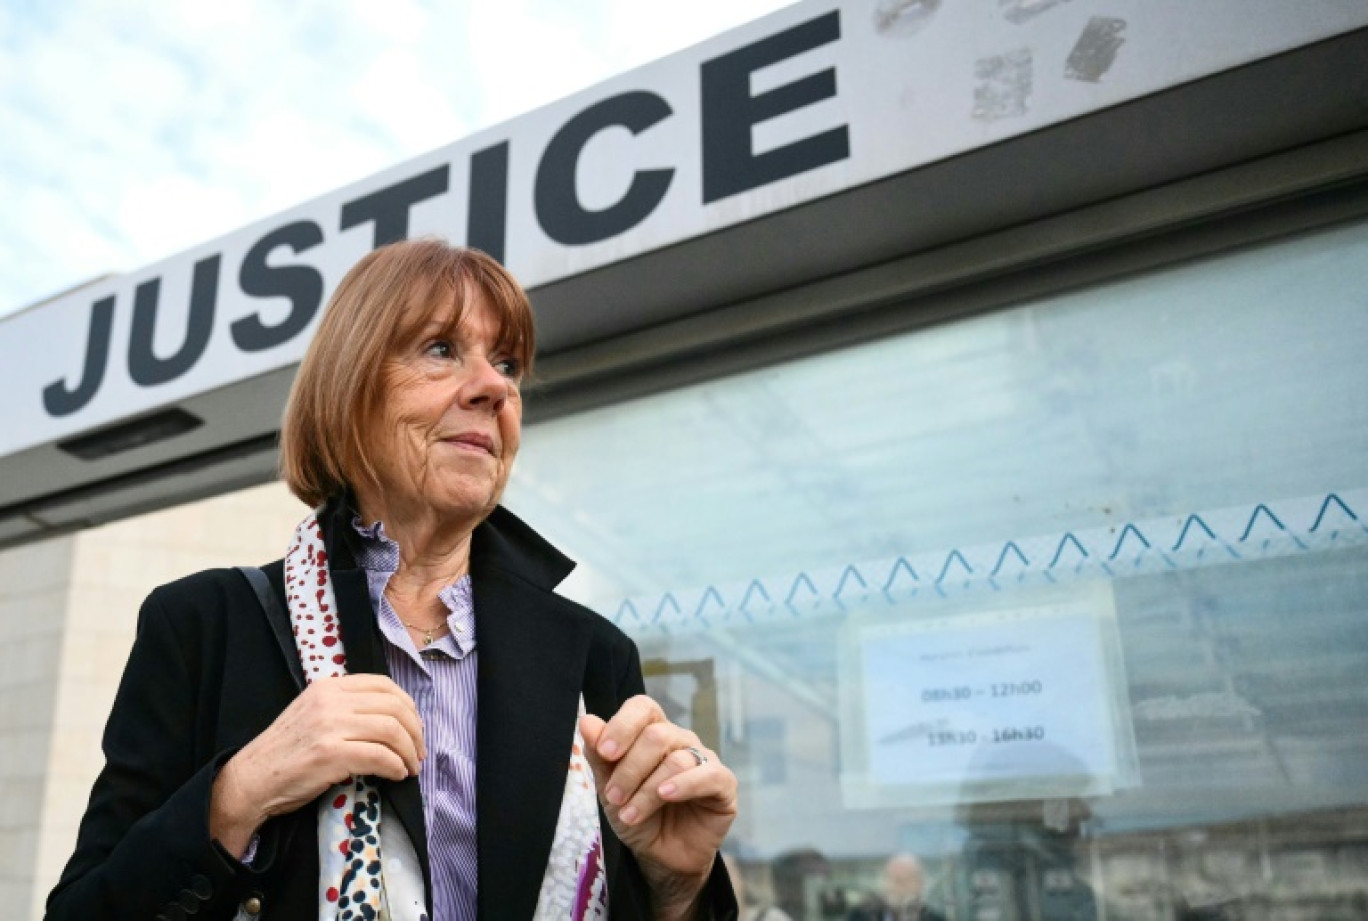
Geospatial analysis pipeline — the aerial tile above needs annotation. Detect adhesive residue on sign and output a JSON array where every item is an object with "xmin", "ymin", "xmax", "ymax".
[
  {"xmin": 999, "ymin": 0, "xmax": 1073, "ymax": 26},
  {"xmin": 872, "ymin": 0, "xmax": 942, "ymax": 37},
  {"xmin": 974, "ymin": 48, "xmax": 1033, "ymax": 121},
  {"xmin": 1066, "ymin": 16, "xmax": 1127, "ymax": 82}
]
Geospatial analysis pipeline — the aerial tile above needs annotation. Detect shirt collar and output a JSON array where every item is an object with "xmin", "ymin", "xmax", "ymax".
[
  {"xmin": 320, "ymin": 492, "xmax": 577, "ymax": 592},
  {"xmin": 350, "ymin": 513, "xmax": 477, "ymax": 660}
]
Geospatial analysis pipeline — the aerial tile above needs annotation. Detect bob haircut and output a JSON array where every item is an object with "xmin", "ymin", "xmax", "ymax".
[{"xmin": 279, "ymin": 239, "xmax": 535, "ymax": 508}]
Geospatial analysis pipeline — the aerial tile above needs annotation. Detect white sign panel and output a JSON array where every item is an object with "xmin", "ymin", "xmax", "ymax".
[
  {"xmin": 3, "ymin": 0, "xmax": 1366, "ymax": 458},
  {"xmin": 865, "ymin": 611, "xmax": 1115, "ymax": 785},
  {"xmin": 841, "ymin": 589, "xmax": 1137, "ymax": 807}
]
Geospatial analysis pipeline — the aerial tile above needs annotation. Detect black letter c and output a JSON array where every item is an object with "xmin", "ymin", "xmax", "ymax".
[{"xmin": 535, "ymin": 91, "xmax": 674, "ymax": 245}]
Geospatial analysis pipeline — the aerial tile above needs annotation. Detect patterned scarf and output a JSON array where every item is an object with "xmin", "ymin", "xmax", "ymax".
[{"xmin": 286, "ymin": 512, "xmax": 607, "ymax": 920}]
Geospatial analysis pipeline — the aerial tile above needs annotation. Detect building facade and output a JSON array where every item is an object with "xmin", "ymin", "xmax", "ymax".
[{"xmin": 3, "ymin": 2, "xmax": 1368, "ymax": 917}]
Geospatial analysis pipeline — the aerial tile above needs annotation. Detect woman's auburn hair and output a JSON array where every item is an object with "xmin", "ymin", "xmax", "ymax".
[{"xmin": 279, "ymin": 238, "xmax": 535, "ymax": 508}]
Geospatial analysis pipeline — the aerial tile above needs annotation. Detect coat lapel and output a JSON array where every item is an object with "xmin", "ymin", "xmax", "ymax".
[
  {"xmin": 317, "ymin": 499, "xmax": 592, "ymax": 920},
  {"xmin": 473, "ymin": 563, "xmax": 593, "ymax": 921}
]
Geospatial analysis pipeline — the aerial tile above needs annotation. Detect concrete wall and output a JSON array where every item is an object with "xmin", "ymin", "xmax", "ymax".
[
  {"xmin": 0, "ymin": 535, "xmax": 73, "ymax": 917},
  {"xmin": 1, "ymin": 480, "xmax": 303, "ymax": 920}
]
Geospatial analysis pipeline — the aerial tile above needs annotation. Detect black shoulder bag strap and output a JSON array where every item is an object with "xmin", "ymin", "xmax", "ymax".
[{"xmin": 236, "ymin": 565, "xmax": 307, "ymax": 691}]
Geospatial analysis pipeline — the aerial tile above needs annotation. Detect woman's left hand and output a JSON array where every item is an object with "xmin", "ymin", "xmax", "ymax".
[{"xmin": 579, "ymin": 696, "xmax": 738, "ymax": 919}]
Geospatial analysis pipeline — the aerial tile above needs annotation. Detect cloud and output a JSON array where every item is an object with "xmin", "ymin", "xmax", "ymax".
[{"xmin": 0, "ymin": 0, "xmax": 794, "ymax": 317}]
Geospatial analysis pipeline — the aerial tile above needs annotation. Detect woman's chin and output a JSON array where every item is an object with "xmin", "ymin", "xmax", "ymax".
[{"xmin": 424, "ymin": 482, "xmax": 504, "ymax": 523}]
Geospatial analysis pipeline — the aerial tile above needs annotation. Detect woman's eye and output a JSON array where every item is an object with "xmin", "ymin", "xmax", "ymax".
[
  {"xmin": 494, "ymin": 357, "xmax": 521, "ymax": 379},
  {"xmin": 424, "ymin": 340, "xmax": 453, "ymax": 359}
]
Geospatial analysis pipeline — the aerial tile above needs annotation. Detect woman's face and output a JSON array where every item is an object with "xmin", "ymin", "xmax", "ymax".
[{"xmin": 362, "ymin": 284, "xmax": 523, "ymax": 528}]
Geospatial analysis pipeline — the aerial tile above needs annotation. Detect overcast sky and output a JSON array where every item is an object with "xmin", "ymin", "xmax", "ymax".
[{"xmin": 0, "ymin": 0, "xmax": 793, "ymax": 318}]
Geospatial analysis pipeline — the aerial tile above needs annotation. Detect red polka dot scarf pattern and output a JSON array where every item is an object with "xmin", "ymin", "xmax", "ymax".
[{"xmin": 286, "ymin": 514, "xmax": 426, "ymax": 921}]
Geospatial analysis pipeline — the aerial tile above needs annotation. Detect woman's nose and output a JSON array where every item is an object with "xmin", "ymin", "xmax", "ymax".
[{"xmin": 460, "ymin": 356, "xmax": 509, "ymax": 412}]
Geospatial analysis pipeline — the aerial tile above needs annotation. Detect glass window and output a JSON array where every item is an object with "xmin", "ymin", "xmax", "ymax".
[{"xmin": 505, "ymin": 218, "xmax": 1368, "ymax": 920}]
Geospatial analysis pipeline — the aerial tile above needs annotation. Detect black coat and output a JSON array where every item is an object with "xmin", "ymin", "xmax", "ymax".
[{"xmin": 46, "ymin": 499, "xmax": 734, "ymax": 920}]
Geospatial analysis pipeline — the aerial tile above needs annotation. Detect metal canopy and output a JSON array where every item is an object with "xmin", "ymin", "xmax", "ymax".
[{"xmin": 2, "ymin": 26, "xmax": 1367, "ymax": 551}]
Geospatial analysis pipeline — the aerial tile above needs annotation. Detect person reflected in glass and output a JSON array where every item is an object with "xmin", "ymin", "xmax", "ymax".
[
  {"xmin": 846, "ymin": 854, "xmax": 945, "ymax": 921},
  {"xmin": 723, "ymin": 852, "xmax": 795, "ymax": 921},
  {"xmin": 46, "ymin": 240, "xmax": 739, "ymax": 921},
  {"xmin": 771, "ymin": 847, "xmax": 831, "ymax": 920}
]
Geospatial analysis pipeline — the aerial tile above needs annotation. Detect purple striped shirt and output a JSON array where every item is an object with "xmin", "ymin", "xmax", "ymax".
[{"xmin": 354, "ymin": 519, "xmax": 478, "ymax": 921}]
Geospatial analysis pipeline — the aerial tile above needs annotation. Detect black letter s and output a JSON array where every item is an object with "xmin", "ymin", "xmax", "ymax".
[{"xmin": 232, "ymin": 221, "xmax": 326, "ymax": 352}]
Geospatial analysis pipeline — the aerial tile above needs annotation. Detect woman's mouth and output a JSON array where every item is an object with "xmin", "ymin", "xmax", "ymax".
[{"xmin": 447, "ymin": 433, "xmax": 495, "ymax": 455}]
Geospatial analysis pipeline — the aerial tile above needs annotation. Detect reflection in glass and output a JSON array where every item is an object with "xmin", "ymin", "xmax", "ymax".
[{"xmin": 507, "ymin": 220, "xmax": 1368, "ymax": 918}]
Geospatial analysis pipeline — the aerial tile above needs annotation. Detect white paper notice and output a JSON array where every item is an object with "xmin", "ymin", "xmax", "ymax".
[{"xmin": 861, "ymin": 610, "xmax": 1117, "ymax": 794}]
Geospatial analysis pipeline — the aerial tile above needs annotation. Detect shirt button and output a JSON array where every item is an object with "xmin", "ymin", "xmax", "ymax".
[{"xmin": 243, "ymin": 895, "xmax": 263, "ymax": 915}]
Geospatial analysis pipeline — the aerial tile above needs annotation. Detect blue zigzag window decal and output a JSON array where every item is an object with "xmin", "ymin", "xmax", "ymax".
[
  {"xmin": 1172, "ymin": 513, "xmax": 1215, "ymax": 551},
  {"xmin": 936, "ymin": 549, "xmax": 974, "ymax": 583},
  {"xmin": 694, "ymin": 586, "xmax": 726, "ymax": 626},
  {"xmin": 1172, "ymin": 513, "xmax": 1240, "ymax": 560},
  {"xmin": 1107, "ymin": 523, "xmax": 1151, "ymax": 561},
  {"xmin": 991, "ymin": 541, "xmax": 1030, "ymax": 577},
  {"xmin": 1240, "ymin": 504, "xmax": 1308, "ymax": 551},
  {"xmin": 833, "ymin": 565, "xmax": 870, "ymax": 603},
  {"xmin": 881, "ymin": 557, "xmax": 919, "ymax": 598},
  {"xmin": 1048, "ymin": 532, "xmax": 1089, "ymax": 569},
  {"xmin": 615, "ymin": 599, "xmax": 642, "ymax": 628},
  {"xmin": 599, "ymin": 490, "xmax": 1366, "ymax": 636},
  {"xmin": 653, "ymin": 593, "xmax": 681, "ymax": 632},
  {"xmin": 738, "ymin": 580, "xmax": 772, "ymax": 619},
  {"xmin": 1310, "ymin": 492, "xmax": 1362, "ymax": 535},
  {"xmin": 1240, "ymin": 504, "xmax": 1287, "ymax": 541},
  {"xmin": 785, "ymin": 572, "xmax": 821, "ymax": 612},
  {"xmin": 935, "ymin": 550, "xmax": 974, "ymax": 596}
]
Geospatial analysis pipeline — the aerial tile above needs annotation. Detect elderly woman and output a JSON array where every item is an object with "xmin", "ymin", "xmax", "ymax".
[{"xmin": 46, "ymin": 240, "xmax": 738, "ymax": 921}]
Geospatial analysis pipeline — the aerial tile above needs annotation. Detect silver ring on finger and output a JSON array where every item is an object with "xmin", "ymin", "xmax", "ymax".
[{"xmin": 684, "ymin": 746, "xmax": 709, "ymax": 767}]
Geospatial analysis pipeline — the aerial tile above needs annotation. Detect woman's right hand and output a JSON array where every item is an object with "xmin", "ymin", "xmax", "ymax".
[{"xmin": 208, "ymin": 674, "xmax": 425, "ymax": 857}]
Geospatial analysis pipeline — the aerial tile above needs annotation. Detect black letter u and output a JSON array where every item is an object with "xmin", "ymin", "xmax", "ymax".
[{"xmin": 128, "ymin": 255, "xmax": 221, "ymax": 387}]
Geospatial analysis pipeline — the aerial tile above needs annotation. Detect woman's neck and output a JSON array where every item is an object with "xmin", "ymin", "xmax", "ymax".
[
  {"xmin": 387, "ymin": 535, "xmax": 471, "ymax": 596},
  {"xmin": 355, "ymin": 497, "xmax": 476, "ymax": 601}
]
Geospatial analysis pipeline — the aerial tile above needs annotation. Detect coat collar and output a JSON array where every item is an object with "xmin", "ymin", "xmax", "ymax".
[
  {"xmin": 319, "ymin": 493, "xmax": 577, "ymax": 593},
  {"xmin": 313, "ymin": 495, "xmax": 594, "ymax": 921}
]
